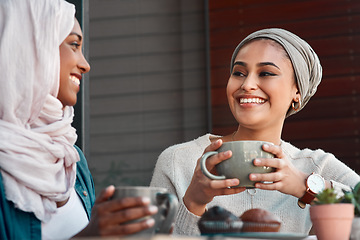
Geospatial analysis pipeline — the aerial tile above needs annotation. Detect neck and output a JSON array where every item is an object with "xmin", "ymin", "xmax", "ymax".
[{"xmin": 232, "ymin": 125, "xmax": 282, "ymax": 145}]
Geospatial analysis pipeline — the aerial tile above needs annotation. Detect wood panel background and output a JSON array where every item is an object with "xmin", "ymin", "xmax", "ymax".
[
  {"xmin": 88, "ymin": 0, "xmax": 208, "ymax": 192},
  {"xmin": 209, "ymin": 0, "xmax": 360, "ymax": 172}
]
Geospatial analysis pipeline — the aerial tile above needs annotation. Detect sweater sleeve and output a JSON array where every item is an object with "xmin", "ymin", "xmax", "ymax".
[
  {"xmin": 316, "ymin": 150, "xmax": 360, "ymax": 196},
  {"xmin": 173, "ymin": 200, "xmax": 201, "ymax": 235},
  {"xmin": 150, "ymin": 137, "xmax": 209, "ymax": 236},
  {"xmin": 297, "ymin": 147, "xmax": 360, "ymax": 196},
  {"xmin": 150, "ymin": 146, "xmax": 177, "ymax": 195}
]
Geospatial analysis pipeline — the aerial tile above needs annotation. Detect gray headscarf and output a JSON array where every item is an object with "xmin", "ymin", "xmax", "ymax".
[{"xmin": 230, "ymin": 28, "xmax": 322, "ymax": 117}]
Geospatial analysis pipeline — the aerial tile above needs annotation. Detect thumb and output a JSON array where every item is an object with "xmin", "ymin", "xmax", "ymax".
[{"xmin": 95, "ymin": 185, "xmax": 115, "ymax": 204}]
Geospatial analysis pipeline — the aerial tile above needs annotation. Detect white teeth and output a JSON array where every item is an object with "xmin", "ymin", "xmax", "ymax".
[
  {"xmin": 70, "ymin": 75, "xmax": 80, "ymax": 86},
  {"xmin": 239, "ymin": 98, "xmax": 265, "ymax": 104}
]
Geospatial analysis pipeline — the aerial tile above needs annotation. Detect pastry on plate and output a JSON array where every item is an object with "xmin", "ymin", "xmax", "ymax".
[
  {"xmin": 198, "ymin": 206, "xmax": 243, "ymax": 234},
  {"xmin": 240, "ymin": 208, "xmax": 281, "ymax": 232}
]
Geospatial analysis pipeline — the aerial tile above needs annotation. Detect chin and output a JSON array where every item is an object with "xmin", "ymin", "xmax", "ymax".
[{"xmin": 67, "ymin": 99, "xmax": 77, "ymax": 107}]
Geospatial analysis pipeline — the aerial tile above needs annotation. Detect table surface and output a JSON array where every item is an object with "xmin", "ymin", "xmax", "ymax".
[{"xmin": 73, "ymin": 234, "xmax": 318, "ymax": 240}]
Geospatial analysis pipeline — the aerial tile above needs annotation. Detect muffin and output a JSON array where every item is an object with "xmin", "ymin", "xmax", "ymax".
[
  {"xmin": 198, "ymin": 206, "xmax": 243, "ymax": 234},
  {"xmin": 240, "ymin": 208, "xmax": 281, "ymax": 232}
]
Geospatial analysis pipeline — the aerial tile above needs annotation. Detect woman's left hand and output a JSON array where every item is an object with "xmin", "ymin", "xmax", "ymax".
[
  {"xmin": 76, "ymin": 185, "xmax": 158, "ymax": 237},
  {"xmin": 249, "ymin": 143, "xmax": 308, "ymax": 198}
]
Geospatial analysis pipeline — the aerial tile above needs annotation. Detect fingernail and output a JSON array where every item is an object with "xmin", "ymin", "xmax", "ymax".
[
  {"xmin": 141, "ymin": 197, "xmax": 151, "ymax": 204},
  {"xmin": 251, "ymin": 174, "xmax": 257, "ymax": 180},
  {"xmin": 146, "ymin": 218, "xmax": 155, "ymax": 227},
  {"xmin": 263, "ymin": 144, "xmax": 269, "ymax": 149},
  {"xmin": 231, "ymin": 179, "xmax": 239, "ymax": 185},
  {"xmin": 149, "ymin": 205, "xmax": 158, "ymax": 214},
  {"xmin": 253, "ymin": 159, "xmax": 260, "ymax": 164}
]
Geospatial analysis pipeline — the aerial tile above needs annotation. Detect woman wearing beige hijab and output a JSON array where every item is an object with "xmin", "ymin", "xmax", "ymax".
[
  {"xmin": 0, "ymin": 0, "xmax": 157, "ymax": 239},
  {"xmin": 150, "ymin": 28, "xmax": 360, "ymax": 235}
]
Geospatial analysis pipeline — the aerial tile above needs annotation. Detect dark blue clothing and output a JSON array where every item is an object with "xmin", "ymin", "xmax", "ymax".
[{"xmin": 0, "ymin": 146, "xmax": 95, "ymax": 240}]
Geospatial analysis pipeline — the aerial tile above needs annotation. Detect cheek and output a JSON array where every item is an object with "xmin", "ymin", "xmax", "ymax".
[
  {"xmin": 226, "ymin": 77, "xmax": 239, "ymax": 96},
  {"xmin": 59, "ymin": 47, "xmax": 75, "ymax": 76},
  {"xmin": 267, "ymin": 83, "xmax": 294, "ymax": 109}
]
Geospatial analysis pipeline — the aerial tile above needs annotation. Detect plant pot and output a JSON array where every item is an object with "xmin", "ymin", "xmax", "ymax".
[
  {"xmin": 351, "ymin": 217, "xmax": 360, "ymax": 240},
  {"xmin": 310, "ymin": 203, "xmax": 354, "ymax": 240}
]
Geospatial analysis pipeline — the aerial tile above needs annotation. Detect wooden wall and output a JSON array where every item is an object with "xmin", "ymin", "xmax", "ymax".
[
  {"xmin": 88, "ymin": 0, "xmax": 208, "ymax": 192},
  {"xmin": 209, "ymin": 0, "xmax": 360, "ymax": 172}
]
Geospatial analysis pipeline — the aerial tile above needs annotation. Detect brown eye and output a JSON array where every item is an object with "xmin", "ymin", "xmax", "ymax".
[
  {"xmin": 70, "ymin": 42, "xmax": 80, "ymax": 49},
  {"xmin": 259, "ymin": 71, "xmax": 276, "ymax": 77},
  {"xmin": 232, "ymin": 71, "xmax": 245, "ymax": 77}
]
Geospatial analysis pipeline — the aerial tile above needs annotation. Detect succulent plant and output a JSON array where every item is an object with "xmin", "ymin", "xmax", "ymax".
[
  {"xmin": 313, "ymin": 182, "xmax": 360, "ymax": 216},
  {"xmin": 314, "ymin": 188, "xmax": 343, "ymax": 205},
  {"xmin": 342, "ymin": 181, "xmax": 360, "ymax": 216}
]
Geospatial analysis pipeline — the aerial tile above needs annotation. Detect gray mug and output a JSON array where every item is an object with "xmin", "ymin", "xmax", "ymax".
[
  {"xmin": 111, "ymin": 186, "xmax": 178, "ymax": 235},
  {"xmin": 200, "ymin": 141, "xmax": 275, "ymax": 188}
]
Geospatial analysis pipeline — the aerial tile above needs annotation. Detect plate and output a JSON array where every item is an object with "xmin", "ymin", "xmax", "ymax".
[{"xmin": 202, "ymin": 232, "xmax": 308, "ymax": 239}]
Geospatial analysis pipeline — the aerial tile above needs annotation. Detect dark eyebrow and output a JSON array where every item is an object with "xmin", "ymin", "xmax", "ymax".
[
  {"xmin": 233, "ymin": 61, "xmax": 280, "ymax": 70},
  {"xmin": 258, "ymin": 62, "xmax": 280, "ymax": 69},
  {"xmin": 69, "ymin": 32, "xmax": 82, "ymax": 42},
  {"xmin": 233, "ymin": 61, "xmax": 246, "ymax": 67}
]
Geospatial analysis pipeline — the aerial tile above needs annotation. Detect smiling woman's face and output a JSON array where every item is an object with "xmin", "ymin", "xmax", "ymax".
[
  {"xmin": 57, "ymin": 19, "xmax": 90, "ymax": 107},
  {"xmin": 227, "ymin": 39, "xmax": 300, "ymax": 131}
]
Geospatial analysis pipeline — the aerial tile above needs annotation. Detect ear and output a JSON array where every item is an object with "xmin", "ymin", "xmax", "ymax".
[{"xmin": 293, "ymin": 89, "xmax": 301, "ymax": 102}]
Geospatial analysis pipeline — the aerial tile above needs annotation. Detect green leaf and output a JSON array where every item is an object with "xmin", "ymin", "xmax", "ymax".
[{"xmin": 314, "ymin": 188, "xmax": 343, "ymax": 205}]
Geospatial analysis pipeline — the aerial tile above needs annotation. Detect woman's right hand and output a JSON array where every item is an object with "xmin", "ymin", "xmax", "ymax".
[
  {"xmin": 76, "ymin": 185, "xmax": 158, "ymax": 237},
  {"xmin": 183, "ymin": 139, "xmax": 245, "ymax": 216}
]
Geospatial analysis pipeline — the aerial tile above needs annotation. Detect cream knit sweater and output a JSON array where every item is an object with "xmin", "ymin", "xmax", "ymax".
[{"xmin": 150, "ymin": 134, "xmax": 360, "ymax": 236}]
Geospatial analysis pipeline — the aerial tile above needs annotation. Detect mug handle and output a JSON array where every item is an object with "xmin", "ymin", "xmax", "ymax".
[
  {"xmin": 157, "ymin": 192, "xmax": 179, "ymax": 233},
  {"xmin": 200, "ymin": 151, "xmax": 226, "ymax": 180}
]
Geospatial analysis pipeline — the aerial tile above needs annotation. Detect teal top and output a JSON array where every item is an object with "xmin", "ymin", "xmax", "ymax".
[{"xmin": 0, "ymin": 146, "xmax": 95, "ymax": 240}]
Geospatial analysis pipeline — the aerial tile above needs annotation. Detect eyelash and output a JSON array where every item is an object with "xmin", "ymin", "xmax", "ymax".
[
  {"xmin": 232, "ymin": 71, "xmax": 276, "ymax": 77},
  {"xmin": 260, "ymin": 72, "xmax": 276, "ymax": 77},
  {"xmin": 70, "ymin": 42, "xmax": 80, "ymax": 49}
]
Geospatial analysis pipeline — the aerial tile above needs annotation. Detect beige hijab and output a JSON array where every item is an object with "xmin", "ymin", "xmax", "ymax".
[
  {"xmin": 230, "ymin": 28, "xmax": 323, "ymax": 117},
  {"xmin": 0, "ymin": 0, "xmax": 78, "ymax": 222}
]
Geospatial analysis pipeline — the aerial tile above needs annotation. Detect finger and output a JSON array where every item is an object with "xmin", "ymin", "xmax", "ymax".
[
  {"xmin": 209, "ymin": 179, "xmax": 246, "ymax": 195},
  {"xmin": 221, "ymin": 187, "xmax": 246, "ymax": 195},
  {"xmin": 210, "ymin": 178, "xmax": 240, "ymax": 189},
  {"xmin": 204, "ymin": 139, "xmax": 223, "ymax": 153},
  {"xmin": 95, "ymin": 185, "xmax": 116, "ymax": 204},
  {"xmin": 206, "ymin": 150, "xmax": 232, "ymax": 169},
  {"xmin": 249, "ymin": 171, "xmax": 283, "ymax": 183},
  {"xmin": 255, "ymin": 181, "xmax": 284, "ymax": 191},
  {"xmin": 253, "ymin": 157, "xmax": 285, "ymax": 169},
  {"xmin": 262, "ymin": 143, "xmax": 285, "ymax": 158},
  {"xmin": 111, "ymin": 205, "xmax": 158, "ymax": 225},
  {"xmin": 103, "ymin": 196, "xmax": 152, "ymax": 213}
]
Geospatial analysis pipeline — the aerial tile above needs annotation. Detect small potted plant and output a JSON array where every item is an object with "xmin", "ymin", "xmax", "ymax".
[
  {"xmin": 310, "ymin": 188, "xmax": 354, "ymax": 240},
  {"xmin": 343, "ymin": 182, "xmax": 360, "ymax": 240}
]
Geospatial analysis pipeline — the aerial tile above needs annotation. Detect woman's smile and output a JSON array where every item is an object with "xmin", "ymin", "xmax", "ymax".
[
  {"xmin": 227, "ymin": 39, "xmax": 298, "ymax": 131},
  {"xmin": 238, "ymin": 95, "xmax": 266, "ymax": 106},
  {"xmin": 70, "ymin": 75, "xmax": 81, "ymax": 87},
  {"xmin": 58, "ymin": 19, "xmax": 90, "ymax": 107}
]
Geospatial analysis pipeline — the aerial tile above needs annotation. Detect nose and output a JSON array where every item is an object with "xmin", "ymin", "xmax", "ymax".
[
  {"xmin": 240, "ymin": 73, "xmax": 258, "ymax": 92},
  {"xmin": 78, "ymin": 53, "xmax": 91, "ymax": 74}
]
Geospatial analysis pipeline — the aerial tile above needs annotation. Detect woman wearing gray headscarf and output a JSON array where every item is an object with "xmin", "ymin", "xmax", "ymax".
[{"xmin": 150, "ymin": 28, "xmax": 360, "ymax": 235}]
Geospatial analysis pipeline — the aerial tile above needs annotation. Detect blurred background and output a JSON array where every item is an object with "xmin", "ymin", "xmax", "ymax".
[{"xmin": 69, "ymin": 0, "xmax": 360, "ymax": 194}]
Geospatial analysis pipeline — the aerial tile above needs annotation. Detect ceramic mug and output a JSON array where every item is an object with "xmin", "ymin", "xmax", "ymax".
[
  {"xmin": 111, "ymin": 186, "xmax": 179, "ymax": 235},
  {"xmin": 200, "ymin": 140, "xmax": 275, "ymax": 188}
]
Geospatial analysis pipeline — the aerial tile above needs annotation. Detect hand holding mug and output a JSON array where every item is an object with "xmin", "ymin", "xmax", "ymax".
[
  {"xmin": 200, "ymin": 140, "xmax": 275, "ymax": 188},
  {"xmin": 76, "ymin": 185, "xmax": 159, "ymax": 237},
  {"xmin": 109, "ymin": 186, "xmax": 179, "ymax": 236},
  {"xmin": 249, "ymin": 143, "xmax": 308, "ymax": 198},
  {"xmin": 183, "ymin": 139, "xmax": 245, "ymax": 216}
]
